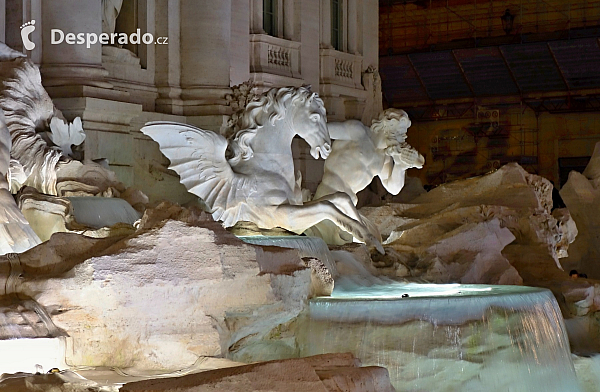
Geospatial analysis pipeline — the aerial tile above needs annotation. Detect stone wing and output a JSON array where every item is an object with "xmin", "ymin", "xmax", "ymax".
[{"xmin": 140, "ymin": 122, "xmax": 254, "ymax": 225}]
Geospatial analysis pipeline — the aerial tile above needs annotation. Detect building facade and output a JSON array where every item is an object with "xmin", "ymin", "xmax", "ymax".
[{"xmin": 0, "ymin": 0, "xmax": 379, "ymax": 202}]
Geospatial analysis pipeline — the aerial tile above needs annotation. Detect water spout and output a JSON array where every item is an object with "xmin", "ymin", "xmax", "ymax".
[{"xmin": 237, "ymin": 235, "xmax": 337, "ymax": 275}]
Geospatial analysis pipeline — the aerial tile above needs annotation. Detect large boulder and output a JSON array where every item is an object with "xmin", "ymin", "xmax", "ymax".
[
  {"xmin": 363, "ymin": 163, "xmax": 574, "ymax": 285},
  {"xmin": 1, "ymin": 203, "xmax": 320, "ymax": 370},
  {"xmin": 120, "ymin": 353, "xmax": 395, "ymax": 392},
  {"xmin": 0, "ymin": 354, "xmax": 395, "ymax": 392},
  {"xmin": 560, "ymin": 142, "xmax": 600, "ymax": 278}
]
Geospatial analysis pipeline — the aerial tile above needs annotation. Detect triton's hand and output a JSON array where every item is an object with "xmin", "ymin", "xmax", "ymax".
[{"xmin": 390, "ymin": 145, "xmax": 425, "ymax": 169}]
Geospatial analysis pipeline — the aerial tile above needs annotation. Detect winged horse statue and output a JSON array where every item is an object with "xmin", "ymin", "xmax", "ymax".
[{"xmin": 141, "ymin": 86, "xmax": 383, "ymax": 252}]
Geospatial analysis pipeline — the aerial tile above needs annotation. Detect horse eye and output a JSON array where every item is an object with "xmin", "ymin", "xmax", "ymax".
[{"xmin": 310, "ymin": 114, "xmax": 320, "ymax": 122}]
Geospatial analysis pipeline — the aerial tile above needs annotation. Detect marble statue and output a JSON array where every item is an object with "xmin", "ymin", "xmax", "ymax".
[
  {"xmin": 100, "ymin": 0, "xmax": 141, "ymax": 67},
  {"xmin": 361, "ymin": 66, "xmax": 383, "ymax": 125},
  {"xmin": 102, "ymin": 0, "xmax": 124, "ymax": 36},
  {"xmin": 48, "ymin": 116, "xmax": 86, "ymax": 158},
  {"xmin": 0, "ymin": 43, "xmax": 25, "ymax": 62},
  {"xmin": 0, "ymin": 57, "xmax": 63, "ymax": 195},
  {"xmin": 141, "ymin": 86, "xmax": 383, "ymax": 252},
  {"xmin": 0, "ymin": 108, "xmax": 41, "ymax": 254},
  {"xmin": 305, "ymin": 109, "xmax": 424, "ymax": 245},
  {"xmin": 0, "ymin": 44, "xmax": 124, "ymax": 197},
  {"xmin": 315, "ymin": 109, "xmax": 424, "ymax": 204}
]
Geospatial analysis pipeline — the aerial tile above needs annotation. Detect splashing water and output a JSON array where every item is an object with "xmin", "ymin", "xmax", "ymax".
[
  {"xmin": 297, "ymin": 251, "xmax": 581, "ymax": 392},
  {"xmin": 237, "ymin": 235, "xmax": 337, "ymax": 275}
]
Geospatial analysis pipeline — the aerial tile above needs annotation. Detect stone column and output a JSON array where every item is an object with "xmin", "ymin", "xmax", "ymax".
[
  {"xmin": 4, "ymin": 1, "xmax": 24, "ymax": 52},
  {"xmin": 250, "ymin": 0, "xmax": 264, "ymax": 34},
  {"xmin": 320, "ymin": 0, "xmax": 332, "ymax": 48},
  {"xmin": 347, "ymin": 0, "xmax": 357, "ymax": 54},
  {"xmin": 40, "ymin": 0, "xmax": 111, "ymax": 89},
  {"xmin": 4, "ymin": 0, "xmax": 41, "ymax": 63},
  {"xmin": 0, "ymin": 0, "xmax": 5, "ymax": 43},
  {"xmin": 283, "ymin": 0, "xmax": 295, "ymax": 40},
  {"xmin": 154, "ymin": 0, "xmax": 183, "ymax": 114},
  {"xmin": 35, "ymin": 1, "xmax": 149, "ymax": 188},
  {"xmin": 361, "ymin": 0, "xmax": 378, "ymax": 68},
  {"xmin": 302, "ymin": 0, "xmax": 320, "ymax": 89},
  {"xmin": 179, "ymin": 0, "xmax": 232, "ymax": 121},
  {"xmin": 230, "ymin": 0, "xmax": 251, "ymax": 86}
]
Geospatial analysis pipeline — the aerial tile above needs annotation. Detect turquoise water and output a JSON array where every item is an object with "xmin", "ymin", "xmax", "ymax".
[{"xmin": 301, "ymin": 282, "xmax": 581, "ymax": 392}]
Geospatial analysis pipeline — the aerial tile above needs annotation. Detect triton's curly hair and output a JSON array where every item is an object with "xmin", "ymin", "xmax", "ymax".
[
  {"xmin": 227, "ymin": 86, "xmax": 324, "ymax": 166},
  {"xmin": 370, "ymin": 109, "xmax": 423, "ymax": 168},
  {"xmin": 370, "ymin": 108, "xmax": 411, "ymax": 136}
]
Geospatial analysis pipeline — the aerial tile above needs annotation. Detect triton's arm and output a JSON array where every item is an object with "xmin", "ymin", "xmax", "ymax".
[{"xmin": 378, "ymin": 155, "xmax": 407, "ymax": 195}]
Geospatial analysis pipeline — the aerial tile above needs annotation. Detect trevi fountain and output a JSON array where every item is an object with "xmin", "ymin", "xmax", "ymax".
[{"xmin": 1, "ymin": 41, "xmax": 600, "ymax": 392}]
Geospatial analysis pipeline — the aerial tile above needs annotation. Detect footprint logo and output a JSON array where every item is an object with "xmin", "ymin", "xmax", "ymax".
[{"xmin": 20, "ymin": 20, "xmax": 36, "ymax": 51}]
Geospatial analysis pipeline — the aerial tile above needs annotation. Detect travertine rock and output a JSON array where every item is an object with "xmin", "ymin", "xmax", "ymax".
[
  {"xmin": 552, "ymin": 208, "xmax": 578, "ymax": 259},
  {"xmin": 560, "ymin": 142, "xmax": 600, "ymax": 278},
  {"xmin": 367, "ymin": 164, "xmax": 571, "ymax": 284},
  {"xmin": 120, "ymin": 354, "xmax": 395, "ymax": 392},
  {"xmin": 1, "ymin": 206, "xmax": 320, "ymax": 370},
  {"xmin": 418, "ymin": 219, "xmax": 520, "ymax": 285},
  {"xmin": 302, "ymin": 257, "xmax": 335, "ymax": 297},
  {"xmin": 359, "ymin": 204, "xmax": 416, "ymax": 240},
  {"xmin": 0, "ymin": 371, "xmax": 116, "ymax": 392},
  {"xmin": 556, "ymin": 280, "xmax": 600, "ymax": 355}
]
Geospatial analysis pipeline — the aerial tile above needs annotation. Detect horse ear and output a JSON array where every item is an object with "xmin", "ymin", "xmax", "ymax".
[{"xmin": 300, "ymin": 85, "xmax": 313, "ymax": 104}]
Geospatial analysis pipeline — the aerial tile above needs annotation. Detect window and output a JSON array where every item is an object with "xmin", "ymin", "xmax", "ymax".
[
  {"xmin": 263, "ymin": 0, "xmax": 277, "ymax": 36},
  {"xmin": 331, "ymin": 0, "xmax": 342, "ymax": 50}
]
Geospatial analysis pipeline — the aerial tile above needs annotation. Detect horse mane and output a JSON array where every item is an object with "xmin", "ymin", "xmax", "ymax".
[{"xmin": 227, "ymin": 86, "xmax": 323, "ymax": 166}]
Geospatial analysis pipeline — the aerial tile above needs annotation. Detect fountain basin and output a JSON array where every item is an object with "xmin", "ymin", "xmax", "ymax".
[
  {"xmin": 299, "ymin": 283, "xmax": 581, "ymax": 392},
  {"xmin": 67, "ymin": 197, "xmax": 140, "ymax": 229}
]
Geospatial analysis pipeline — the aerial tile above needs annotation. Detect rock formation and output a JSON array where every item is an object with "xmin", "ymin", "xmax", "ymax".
[
  {"xmin": 0, "ymin": 354, "xmax": 395, "ymax": 392},
  {"xmin": 0, "ymin": 203, "xmax": 331, "ymax": 370},
  {"xmin": 362, "ymin": 163, "xmax": 576, "ymax": 285},
  {"xmin": 120, "ymin": 353, "xmax": 395, "ymax": 392},
  {"xmin": 560, "ymin": 142, "xmax": 600, "ymax": 278}
]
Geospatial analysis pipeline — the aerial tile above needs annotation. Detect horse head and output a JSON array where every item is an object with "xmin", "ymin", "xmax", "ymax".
[
  {"xmin": 290, "ymin": 89, "xmax": 331, "ymax": 160},
  {"xmin": 228, "ymin": 86, "xmax": 331, "ymax": 165}
]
